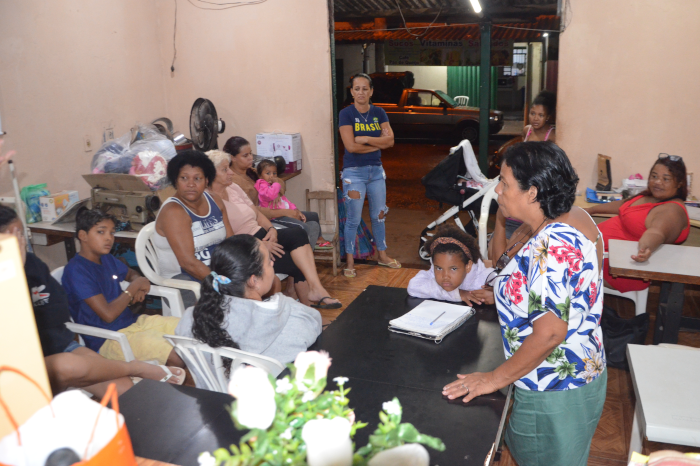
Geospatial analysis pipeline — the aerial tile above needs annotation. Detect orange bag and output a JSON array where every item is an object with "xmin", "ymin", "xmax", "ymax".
[{"xmin": 0, "ymin": 366, "xmax": 137, "ymax": 466}]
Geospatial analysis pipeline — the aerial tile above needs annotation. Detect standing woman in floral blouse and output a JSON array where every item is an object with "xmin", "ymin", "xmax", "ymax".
[{"xmin": 443, "ymin": 142, "xmax": 606, "ymax": 466}]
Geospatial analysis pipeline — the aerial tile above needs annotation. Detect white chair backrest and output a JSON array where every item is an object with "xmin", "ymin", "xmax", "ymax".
[
  {"xmin": 163, "ymin": 334, "xmax": 286, "ymax": 392},
  {"xmin": 478, "ymin": 178, "xmax": 499, "ymax": 259},
  {"xmin": 51, "ymin": 266, "xmax": 65, "ymax": 284},
  {"xmin": 454, "ymin": 95, "xmax": 469, "ymax": 106},
  {"xmin": 135, "ymin": 222, "xmax": 164, "ymax": 285}
]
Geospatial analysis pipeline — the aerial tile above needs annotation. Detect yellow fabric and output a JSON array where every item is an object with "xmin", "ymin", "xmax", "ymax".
[{"xmin": 99, "ymin": 315, "xmax": 179, "ymax": 365}]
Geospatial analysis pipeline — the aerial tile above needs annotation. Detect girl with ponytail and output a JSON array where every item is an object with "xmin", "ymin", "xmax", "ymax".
[{"xmin": 175, "ymin": 235, "xmax": 322, "ymax": 381}]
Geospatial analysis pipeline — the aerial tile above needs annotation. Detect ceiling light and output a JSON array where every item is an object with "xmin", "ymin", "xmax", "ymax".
[
  {"xmin": 469, "ymin": 0, "xmax": 482, "ymax": 14},
  {"xmin": 543, "ymin": 32, "xmax": 549, "ymax": 37}
]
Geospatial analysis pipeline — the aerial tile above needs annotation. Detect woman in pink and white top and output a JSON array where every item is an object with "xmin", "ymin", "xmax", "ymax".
[{"xmin": 522, "ymin": 90, "xmax": 556, "ymax": 143}]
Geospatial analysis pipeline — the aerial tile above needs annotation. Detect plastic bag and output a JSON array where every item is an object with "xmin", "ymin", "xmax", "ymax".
[
  {"xmin": 19, "ymin": 184, "xmax": 49, "ymax": 224},
  {"xmin": 90, "ymin": 124, "xmax": 176, "ymax": 190}
]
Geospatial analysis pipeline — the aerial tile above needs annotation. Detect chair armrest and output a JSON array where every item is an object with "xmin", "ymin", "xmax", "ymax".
[
  {"xmin": 147, "ymin": 285, "xmax": 186, "ymax": 318},
  {"xmin": 159, "ymin": 278, "xmax": 201, "ymax": 299},
  {"xmin": 65, "ymin": 322, "xmax": 136, "ymax": 362}
]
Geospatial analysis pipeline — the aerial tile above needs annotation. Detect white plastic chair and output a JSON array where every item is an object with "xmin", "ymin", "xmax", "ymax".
[
  {"xmin": 601, "ymin": 252, "xmax": 649, "ymax": 316},
  {"xmin": 454, "ymin": 95, "xmax": 469, "ymax": 107},
  {"xmin": 135, "ymin": 222, "xmax": 201, "ymax": 301},
  {"xmin": 51, "ymin": 267, "xmax": 136, "ymax": 362},
  {"xmin": 163, "ymin": 334, "xmax": 286, "ymax": 392}
]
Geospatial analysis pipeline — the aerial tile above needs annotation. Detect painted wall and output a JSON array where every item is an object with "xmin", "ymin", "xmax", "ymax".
[
  {"xmin": 155, "ymin": 0, "xmax": 336, "ymax": 206},
  {"xmin": 558, "ymin": 0, "xmax": 700, "ymax": 194},
  {"xmin": 387, "ymin": 65, "xmax": 447, "ymax": 92},
  {"xmin": 0, "ymin": 1, "xmax": 166, "ymax": 200}
]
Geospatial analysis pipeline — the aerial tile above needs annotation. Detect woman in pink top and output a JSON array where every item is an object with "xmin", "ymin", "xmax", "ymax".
[
  {"xmin": 206, "ymin": 150, "xmax": 341, "ymax": 310},
  {"xmin": 522, "ymin": 90, "xmax": 556, "ymax": 143}
]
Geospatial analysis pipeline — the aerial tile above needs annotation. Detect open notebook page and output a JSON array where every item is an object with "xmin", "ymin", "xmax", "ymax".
[{"xmin": 389, "ymin": 300, "xmax": 472, "ymax": 337}]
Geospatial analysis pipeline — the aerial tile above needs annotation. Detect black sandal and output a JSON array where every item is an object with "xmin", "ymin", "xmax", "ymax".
[{"xmin": 311, "ymin": 297, "xmax": 342, "ymax": 310}]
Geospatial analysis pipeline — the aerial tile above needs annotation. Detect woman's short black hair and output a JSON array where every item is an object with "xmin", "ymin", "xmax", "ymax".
[
  {"xmin": 166, "ymin": 150, "xmax": 216, "ymax": 187},
  {"xmin": 502, "ymin": 141, "xmax": 579, "ymax": 219},
  {"xmin": 75, "ymin": 208, "xmax": 117, "ymax": 238},
  {"xmin": 0, "ymin": 205, "xmax": 19, "ymax": 231},
  {"xmin": 222, "ymin": 136, "xmax": 250, "ymax": 158},
  {"xmin": 423, "ymin": 224, "xmax": 480, "ymax": 265},
  {"xmin": 351, "ymin": 73, "xmax": 373, "ymax": 88}
]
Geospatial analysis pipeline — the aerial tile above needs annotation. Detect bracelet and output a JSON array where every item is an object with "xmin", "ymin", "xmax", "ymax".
[{"xmin": 123, "ymin": 290, "xmax": 133, "ymax": 303}]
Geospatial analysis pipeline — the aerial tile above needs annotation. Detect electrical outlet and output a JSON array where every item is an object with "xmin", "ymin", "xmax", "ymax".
[
  {"xmin": 104, "ymin": 128, "xmax": 115, "ymax": 141},
  {"xmin": 83, "ymin": 135, "xmax": 93, "ymax": 152}
]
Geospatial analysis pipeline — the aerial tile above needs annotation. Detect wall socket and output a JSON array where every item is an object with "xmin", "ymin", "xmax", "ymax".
[
  {"xmin": 83, "ymin": 135, "xmax": 93, "ymax": 152},
  {"xmin": 104, "ymin": 128, "xmax": 115, "ymax": 142}
]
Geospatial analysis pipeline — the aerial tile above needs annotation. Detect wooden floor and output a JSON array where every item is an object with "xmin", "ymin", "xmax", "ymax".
[{"xmin": 314, "ymin": 262, "xmax": 700, "ymax": 465}]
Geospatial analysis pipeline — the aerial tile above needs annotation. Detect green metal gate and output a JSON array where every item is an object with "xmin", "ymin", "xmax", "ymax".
[{"xmin": 446, "ymin": 66, "xmax": 498, "ymax": 109}]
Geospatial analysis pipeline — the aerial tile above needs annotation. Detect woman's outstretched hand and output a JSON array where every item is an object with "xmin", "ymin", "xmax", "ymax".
[
  {"xmin": 442, "ymin": 372, "xmax": 499, "ymax": 403},
  {"xmin": 631, "ymin": 247, "xmax": 652, "ymax": 262}
]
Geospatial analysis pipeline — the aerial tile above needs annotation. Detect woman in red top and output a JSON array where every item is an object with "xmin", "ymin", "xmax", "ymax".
[{"xmin": 585, "ymin": 155, "xmax": 690, "ymax": 292}]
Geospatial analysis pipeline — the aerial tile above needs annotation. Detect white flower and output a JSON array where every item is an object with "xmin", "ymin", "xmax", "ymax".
[
  {"xmin": 302, "ymin": 390, "xmax": 316, "ymax": 403},
  {"xmin": 294, "ymin": 351, "xmax": 332, "ymax": 384},
  {"xmin": 276, "ymin": 377, "xmax": 293, "ymax": 394},
  {"xmin": 367, "ymin": 444, "xmax": 429, "ymax": 466},
  {"xmin": 382, "ymin": 400, "xmax": 402, "ymax": 416},
  {"xmin": 198, "ymin": 452, "xmax": 216, "ymax": 466},
  {"xmin": 228, "ymin": 366, "xmax": 276, "ymax": 430},
  {"xmin": 280, "ymin": 427, "xmax": 293, "ymax": 440},
  {"xmin": 302, "ymin": 417, "xmax": 353, "ymax": 466},
  {"xmin": 333, "ymin": 376, "xmax": 349, "ymax": 385}
]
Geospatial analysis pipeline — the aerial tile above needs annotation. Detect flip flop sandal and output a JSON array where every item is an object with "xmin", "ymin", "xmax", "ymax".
[
  {"xmin": 377, "ymin": 259, "xmax": 402, "ymax": 269},
  {"xmin": 158, "ymin": 365, "xmax": 186, "ymax": 385},
  {"xmin": 315, "ymin": 240, "xmax": 333, "ymax": 250},
  {"xmin": 343, "ymin": 268, "xmax": 357, "ymax": 278},
  {"xmin": 311, "ymin": 297, "xmax": 342, "ymax": 310}
]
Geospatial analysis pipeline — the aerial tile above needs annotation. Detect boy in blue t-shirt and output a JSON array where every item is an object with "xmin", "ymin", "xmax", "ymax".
[{"xmin": 63, "ymin": 209, "xmax": 184, "ymax": 368}]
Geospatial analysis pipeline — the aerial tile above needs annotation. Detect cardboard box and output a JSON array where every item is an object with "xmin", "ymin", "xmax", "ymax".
[
  {"xmin": 39, "ymin": 190, "xmax": 80, "ymax": 222},
  {"xmin": 256, "ymin": 133, "xmax": 302, "ymax": 174}
]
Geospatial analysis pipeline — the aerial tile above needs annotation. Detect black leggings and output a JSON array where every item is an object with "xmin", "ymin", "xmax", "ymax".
[{"xmin": 254, "ymin": 227, "xmax": 309, "ymax": 283}]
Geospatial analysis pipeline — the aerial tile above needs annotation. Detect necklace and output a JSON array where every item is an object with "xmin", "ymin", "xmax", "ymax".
[{"xmin": 355, "ymin": 105, "xmax": 372, "ymax": 124}]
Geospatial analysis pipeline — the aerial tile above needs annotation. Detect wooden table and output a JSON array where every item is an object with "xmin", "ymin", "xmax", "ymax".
[
  {"xmin": 573, "ymin": 195, "xmax": 700, "ymax": 229},
  {"xmin": 626, "ymin": 344, "xmax": 700, "ymax": 459},
  {"xmin": 29, "ymin": 221, "xmax": 138, "ymax": 260},
  {"xmin": 608, "ymin": 239, "xmax": 700, "ymax": 343}
]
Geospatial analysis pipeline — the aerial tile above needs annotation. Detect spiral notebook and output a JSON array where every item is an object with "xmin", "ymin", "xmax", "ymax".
[{"xmin": 388, "ymin": 300, "xmax": 475, "ymax": 344}]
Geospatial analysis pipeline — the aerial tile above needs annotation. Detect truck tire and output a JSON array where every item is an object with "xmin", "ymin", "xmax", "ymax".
[{"xmin": 456, "ymin": 122, "xmax": 479, "ymax": 145}]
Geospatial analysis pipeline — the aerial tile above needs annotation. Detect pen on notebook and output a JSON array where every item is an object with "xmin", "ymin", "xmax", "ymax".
[{"xmin": 430, "ymin": 311, "xmax": 446, "ymax": 326}]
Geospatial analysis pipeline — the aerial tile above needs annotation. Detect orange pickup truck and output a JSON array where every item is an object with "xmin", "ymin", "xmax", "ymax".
[{"xmin": 373, "ymin": 88, "xmax": 504, "ymax": 144}]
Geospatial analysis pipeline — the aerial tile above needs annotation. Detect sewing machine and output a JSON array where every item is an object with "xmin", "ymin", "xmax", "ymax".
[{"xmin": 83, "ymin": 174, "xmax": 175, "ymax": 231}]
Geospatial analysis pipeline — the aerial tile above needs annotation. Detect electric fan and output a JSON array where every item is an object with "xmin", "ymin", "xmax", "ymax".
[{"xmin": 189, "ymin": 98, "xmax": 226, "ymax": 151}]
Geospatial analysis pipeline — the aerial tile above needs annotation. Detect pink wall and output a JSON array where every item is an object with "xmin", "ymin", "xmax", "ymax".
[
  {"xmin": 557, "ymin": 0, "xmax": 700, "ymax": 196},
  {"xmin": 154, "ymin": 0, "xmax": 336, "ymax": 206}
]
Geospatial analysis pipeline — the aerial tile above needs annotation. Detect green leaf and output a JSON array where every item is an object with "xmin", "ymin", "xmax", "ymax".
[
  {"xmin": 554, "ymin": 360, "xmax": 577, "ymax": 379},
  {"xmin": 556, "ymin": 296, "xmax": 571, "ymax": 322},
  {"xmin": 528, "ymin": 290, "xmax": 543, "ymax": 314},
  {"xmin": 545, "ymin": 347, "xmax": 566, "ymax": 364},
  {"xmin": 378, "ymin": 411, "xmax": 389, "ymax": 425}
]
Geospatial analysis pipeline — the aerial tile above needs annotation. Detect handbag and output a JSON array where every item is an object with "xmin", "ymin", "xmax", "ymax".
[
  {"xmin": 601, "ymin": 305, "xmax": 649, "ymax": 370},
  {"xmin": 0, "ymin": 366, "xmax": 137, "ymax": 466}
]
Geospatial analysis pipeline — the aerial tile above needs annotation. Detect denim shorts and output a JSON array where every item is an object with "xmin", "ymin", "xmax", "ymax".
[{"xmin": 63, "ymin": 340, "xmax": 83, "ymax": 353}]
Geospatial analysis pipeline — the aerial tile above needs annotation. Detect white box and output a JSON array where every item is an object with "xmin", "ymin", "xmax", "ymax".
[
  {"xmin": 39, "ymin": 190, "xmax": 80, "ymax": 222},
  {"xmin": 256, "ymin": 133, "xmax": 302, "ymax": 164}
]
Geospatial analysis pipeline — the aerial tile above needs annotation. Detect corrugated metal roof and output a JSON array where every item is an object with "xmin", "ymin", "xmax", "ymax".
[
  {"xmin": 335, "ymin": 15, "xmax": 559, "ymax": 42},
  {"xmin": 334, "ymin": 0, "xmax": 557, "ymax": 20}
]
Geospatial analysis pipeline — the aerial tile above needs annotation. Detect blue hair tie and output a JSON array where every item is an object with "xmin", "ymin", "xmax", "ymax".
[{"xmin": 210, "ymin": 271, "xmax": 231, "ymax": 294}]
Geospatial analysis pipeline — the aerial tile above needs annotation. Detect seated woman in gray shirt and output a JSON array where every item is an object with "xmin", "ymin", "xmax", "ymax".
[{"xmin": 176, "ymin": 235, "xmax": 322, "ymax": 380}]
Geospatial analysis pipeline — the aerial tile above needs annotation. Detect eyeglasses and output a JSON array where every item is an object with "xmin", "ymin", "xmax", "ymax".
[{"xmin": 659, "ymin": 153, "xmax": 683, "ymax": 162}]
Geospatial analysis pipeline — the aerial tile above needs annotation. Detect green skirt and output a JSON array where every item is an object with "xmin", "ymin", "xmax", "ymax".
[{"xmin": 505, "ymin": 370, "xmax": 607, "ymax": 466}]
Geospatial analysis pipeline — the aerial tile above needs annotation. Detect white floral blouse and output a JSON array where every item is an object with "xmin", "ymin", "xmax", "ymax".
[{"xmin": 494, "ymin": 222, "xmax": 606, "ymax": 391}]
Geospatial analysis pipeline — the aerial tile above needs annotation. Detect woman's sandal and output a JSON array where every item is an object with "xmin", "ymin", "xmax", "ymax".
[
  {"xmin": 343, "ymin": 268, "xmax": 357, "ymax": 278},
  {"xmin": 377, "ymin": 259, "xmax": 402, "ymax": 269},
  {"xmin": 311, "ymin": 297, "xmax": 342, "ymax": 310},
  {"xmin": 315, "ymin": 240, "xmax": 333, "ymax": 250}
]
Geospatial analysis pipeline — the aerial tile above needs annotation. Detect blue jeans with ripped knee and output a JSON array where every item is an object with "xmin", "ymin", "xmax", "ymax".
[{"xmin": 341, "ymin": 165, "xmax": 388, "ymax": 255}]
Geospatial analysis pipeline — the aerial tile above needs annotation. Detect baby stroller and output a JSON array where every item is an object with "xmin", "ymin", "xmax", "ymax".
[{"xmin": 419, "ymin": 140, "xmax": 500, "ymax": 260}]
